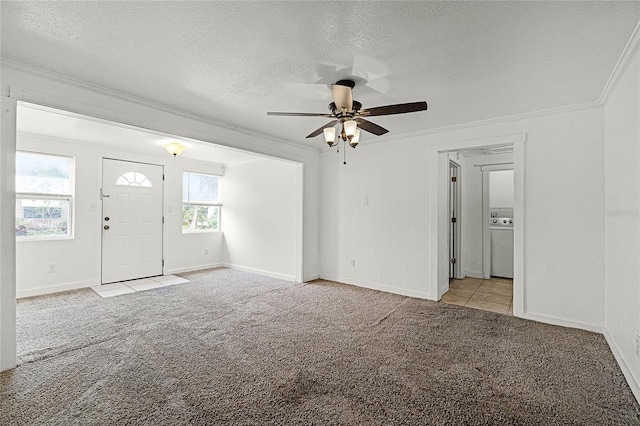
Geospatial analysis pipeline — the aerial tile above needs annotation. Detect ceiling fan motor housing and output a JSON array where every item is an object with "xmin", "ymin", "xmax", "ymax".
[{"xmin": 329, "ymin": 101, "xmax": 362, "ymax": 116}]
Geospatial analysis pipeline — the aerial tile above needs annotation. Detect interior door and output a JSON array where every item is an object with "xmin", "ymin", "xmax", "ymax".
[
  {"xmin": 449, "ymin": 161, "xmax": 459, "ymax": 279},
  {"xmin": 101, "ymin": 158, "xmax": 163, "ymax": 284}
]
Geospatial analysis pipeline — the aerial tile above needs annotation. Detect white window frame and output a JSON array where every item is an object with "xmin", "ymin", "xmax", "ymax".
[
  {"xmin": 182, "ymin": 171, "xmax": 222, "ymax": 233},
  {"xmin": 16, "ymin": 151, "xmax": 75, "ymax": 241}
]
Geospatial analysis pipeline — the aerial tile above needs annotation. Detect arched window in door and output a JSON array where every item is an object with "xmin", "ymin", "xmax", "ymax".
[{"xmin": 116, "ymin": 172, "xmax": 152, "ymax": 187}]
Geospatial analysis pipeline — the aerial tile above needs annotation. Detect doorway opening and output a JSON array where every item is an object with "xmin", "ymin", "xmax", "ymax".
[{"xmin": 431, "ymin": 136, "xmax": 525, "ymax": 316}]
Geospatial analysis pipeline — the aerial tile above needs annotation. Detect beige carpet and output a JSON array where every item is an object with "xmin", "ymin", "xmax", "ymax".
[{"xmin": 1, "ymin": 268, "xmax": 639, "ymax": 425}]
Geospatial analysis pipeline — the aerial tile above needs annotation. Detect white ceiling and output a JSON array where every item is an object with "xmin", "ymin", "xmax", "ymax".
[
  {"xmin": 2, "ymin": 2, "xmax": 639, "ymax": 149},
  {"xmin": 17, "ymin": 103, "xmax": 262, "ymax": 166}
]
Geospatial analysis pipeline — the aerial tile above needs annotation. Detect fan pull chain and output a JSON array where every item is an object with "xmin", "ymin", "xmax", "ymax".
[{"xmin": 343, "ymin": 140, "xmax": 347, "ymax": 165}]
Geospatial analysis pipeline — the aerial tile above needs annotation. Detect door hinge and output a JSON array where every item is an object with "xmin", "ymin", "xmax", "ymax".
[
  {"xmin": 451, "ymin": 176, "xmax": 457, "ymax": 182},
  {"xmin": 163, "ymin": 174, "xmax": 165, "ymax": 181},
  {"xmin": 451, "ymin": 258, "xmax": 456, "ymax": 264},
  {"xmin": 162, "ymin": 216, "xmax": 165, "ymax": 224},
  {"xmin": 451, "ymin": 217, "xmax": 457, "ymax": 223},
  {"xmin": 162, "ymin": 259, "xmax": 164, "ymax": 267}
]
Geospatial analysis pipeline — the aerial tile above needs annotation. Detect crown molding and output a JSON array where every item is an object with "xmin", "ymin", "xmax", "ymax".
[
  {"xmin": 2, "ymin": 58, "xmax": 319, "ymax": 155},
  {"xmin": 320, "ymin": 101, "xmax": 600, "ymax": 153},
  {"xmin": 598, "ymin": 19, "xmax": 640, "ymax": 104}
]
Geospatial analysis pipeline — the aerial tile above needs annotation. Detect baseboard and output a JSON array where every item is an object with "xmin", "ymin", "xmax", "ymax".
[
  {"xmin": 303, "ymin": 274, "xmax": 320, "ymax": 283},
  {"xmin": 319, "ymin": 274, "xmax": 432, "ymax": 300},
  {"xmin": 165, "ymin": 263, "xmax": 223, "ymax": 275},
  {"xmin": 518, "ymin": 311, "xmax": 603, "ymax": 334},
  {"xmin": 464, "ymin": 271, "xmax": 484, "ymax": 279},
  {"xmin": 604, "ymin": 328, "xmax": 640, "ymax": 404},
  {"xmin": 223, "ymin": 263, "xmax": 295, "ymax": 282},
  {"xmin": 17, "ymin": 279, "xmax": 96, "ymax": 299}
]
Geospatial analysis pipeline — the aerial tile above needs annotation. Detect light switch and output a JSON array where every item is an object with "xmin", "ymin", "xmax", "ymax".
[{"xmin": 88, "ymin": 203, "xmax": 96, "ymax": 211}]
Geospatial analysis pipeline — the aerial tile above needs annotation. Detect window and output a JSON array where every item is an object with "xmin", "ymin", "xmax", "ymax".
[
  {"xmin": 16, "ymin": 151, "xmax": 74, "ymax": 239},
  {"xmin": 116, "ymin": 171, "xmax": 152, "ymax": 187},
  {"xmin": 182, "ymin": 171, "xmax": 221, "ymax": 232}
]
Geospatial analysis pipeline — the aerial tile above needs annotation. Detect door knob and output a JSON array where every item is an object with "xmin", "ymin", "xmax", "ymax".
[
  {"xmin": 103, "ymin": 225, "xmax": 110, "ymax": 230},
  {"xmin": 104, "ymin": 216, "xmax": 110, "ymax": 221}
]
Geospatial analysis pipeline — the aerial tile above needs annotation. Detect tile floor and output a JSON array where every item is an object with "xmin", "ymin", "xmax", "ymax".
[
  {"xmin": 92, "ymin": 275, "xmax": 190, "ymax": 298},
  {"xmin": 439, "ymin": 276, "xmax": 513, "ymax": 315}
]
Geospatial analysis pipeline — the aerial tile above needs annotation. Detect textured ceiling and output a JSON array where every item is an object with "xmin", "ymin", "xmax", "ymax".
[{"xmin": 2, "ymin": 1, "xmax": 639, "ymax": 148}]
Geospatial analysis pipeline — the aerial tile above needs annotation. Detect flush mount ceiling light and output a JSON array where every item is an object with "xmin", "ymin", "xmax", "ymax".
[
  {"xmin": 268, "ymin": 79, "xmax": 428, "ymax": 163},
  {"xmin": 164, "ymin": 141, "xmax": 186, "ymax": 157}
]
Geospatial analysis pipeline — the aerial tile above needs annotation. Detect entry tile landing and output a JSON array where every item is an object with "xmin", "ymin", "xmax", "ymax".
[
  {"xmin": 95, "ymin": 286, "xmax": 136, "ymax": 298},
  {"xmin": 127, "ymin": 278, "xmax": 165, "ymax": 291},
  {"xmin": 92, "ymin": 275, "xmax": 190, "ymax": 298},
  {"xmin": 151, "ymin": 275, "xmax": 190, "ymax": 286}
]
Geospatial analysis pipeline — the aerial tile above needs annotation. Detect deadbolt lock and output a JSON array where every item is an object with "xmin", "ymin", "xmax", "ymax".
[
  {"xmin": 104, "ymin": 216, "xmax": 110, "ymax": 221},
  {"xmin": 103, "ymin": 225, "xmax": 110, "ymax": 230}
]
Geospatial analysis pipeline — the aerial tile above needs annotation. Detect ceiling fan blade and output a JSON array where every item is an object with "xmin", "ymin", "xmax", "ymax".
[
  {"xmin": 356, "ymin": 118, "xmax": 389, "ymax": 136},
  {"xmin": 331, "ymin": 84, "xmax": 353, "ymax": 112},
  {"xmin": 306, "ymin": 120, "xmax": 339, "ymax": 138},
  {"xmin": 360, "ymin": 101, "xmax": 428, "ymax": 117},
  {"xmin": 267, "ymin": 112, "xmax": 333, "ymax": 117}
]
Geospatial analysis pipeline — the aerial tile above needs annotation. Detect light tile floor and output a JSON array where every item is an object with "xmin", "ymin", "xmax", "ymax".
[
  {"xmin": 92, "ymin": 275, "xmax": 190, "ymax": 298},
  {"xmin": 439, "ymin": 277, "xmax": 513, "ymax": 315}
]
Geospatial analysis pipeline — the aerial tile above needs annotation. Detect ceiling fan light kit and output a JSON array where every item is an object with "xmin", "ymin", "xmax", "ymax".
[
  {"xmin": 267, "ymin": 79, "xmax": 427, "ymax": 163},
  {"xmin": 349, "ymin": 128, "xmax": 360, "ymax": 148},
  {"xmin": 343, "ymin": 120, "xmax": 358, "ymax": 138},
  {"xmin": 323, "ymin": 127, "xmax": 337, "ymax": 147}
]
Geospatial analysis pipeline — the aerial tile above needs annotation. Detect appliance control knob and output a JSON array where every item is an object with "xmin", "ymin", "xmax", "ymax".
[
  {"xmin": 493, "ymin": 219, "xmax": 498, "ymax": 224},
  {"xmin": 509, "ymin": 219, "xmax": 512, "ymax": 224},
  {"xmin": 503, "ymin": 219, "xmax": 507, "ymax": 224}
]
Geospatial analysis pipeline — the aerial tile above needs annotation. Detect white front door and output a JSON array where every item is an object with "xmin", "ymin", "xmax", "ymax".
[{"xmin": 101, "ymin": 158, "xmax": 163, "ymax": 284}]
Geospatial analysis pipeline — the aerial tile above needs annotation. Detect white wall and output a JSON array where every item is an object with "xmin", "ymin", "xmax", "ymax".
[
  {"xmin": 603, "ymin": 41, "xmax": 640, "ymax": 398},
  {"xmin": 461, "ymin": 153, "xmax": 514, "ymax": 278},
  {"xmin": 320, "ymin": 105, "xmax": 605, "ymax": 330},
  {"xmin": 320, "ymin": 141, "xmax": 430, "ymax": 299},
  {"xmin": 15, "ymin": 133, "xmax": 225, "ymax": 297},
  {"xmin": 489, "ymin": 170, "xmax": 514, "ymax": 208},
  {"xmin": 222, "ymin": 158, "xmax": 299, "ymax": 281}
]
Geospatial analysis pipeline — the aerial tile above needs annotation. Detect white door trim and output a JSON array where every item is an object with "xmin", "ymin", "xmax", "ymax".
[{"xmin": 0, "ymin": 96, "xmax": 18, "ymax": 372}]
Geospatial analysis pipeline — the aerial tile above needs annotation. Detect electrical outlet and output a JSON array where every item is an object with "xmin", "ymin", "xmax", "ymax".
[
  {"xmin": 204, "ymin": 248, "xmax": 209, "ymax": 255},
  {"xmin": 364, "ymin": 196, "xmax": 369, "ymax": 205},
  {"xmin": 48, "ymin": 263, "xmax": 56, "ymax": 273},
  {"xmin": 350, "ymin": 259, "xmax": 356, "ymax": 267}
]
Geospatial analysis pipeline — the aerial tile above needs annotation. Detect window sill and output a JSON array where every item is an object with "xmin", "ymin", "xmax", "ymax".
[
  {"xmin": 17, "ymin": 235, "xmax": 74, "ymax": 242},
  {"xmin": 182, "ymin": 230, "xmax": 222, "ymax": 234}
]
